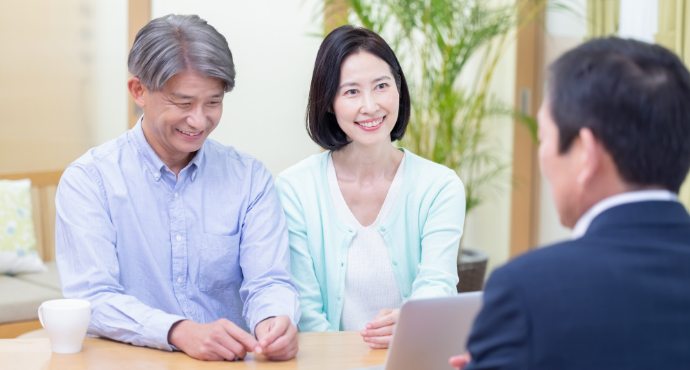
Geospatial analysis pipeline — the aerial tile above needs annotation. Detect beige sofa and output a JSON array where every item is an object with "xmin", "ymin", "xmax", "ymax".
[{"xmin": 0, "ymin": 171, "xmax": 63, "ymax": 338}]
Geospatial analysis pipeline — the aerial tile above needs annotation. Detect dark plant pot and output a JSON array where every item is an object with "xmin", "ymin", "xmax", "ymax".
[{"xmin": 456, "ymin": 248, "xmax": 488, "ymax": 293}]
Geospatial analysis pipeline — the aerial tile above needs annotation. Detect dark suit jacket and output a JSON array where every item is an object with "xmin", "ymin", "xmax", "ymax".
[{"xmin": 466, "ymin": 201, "xmax": 690, "ymax": 370}]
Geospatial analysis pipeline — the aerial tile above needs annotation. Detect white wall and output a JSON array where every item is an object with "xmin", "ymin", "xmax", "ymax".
[
  {"xmin": 91, "ymin": 0, "xmax": 129, "ymax": 146},
  {"xmin": 152, "ymin": 0, "xmax": 323, "ymax": 176},
  {"xmin": 619, "ymin": 0, "xmax": 658, "ymax": 42}
]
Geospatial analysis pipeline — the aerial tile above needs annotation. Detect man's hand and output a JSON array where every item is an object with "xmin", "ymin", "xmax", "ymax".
[
  {"xmin": 168, "ymin": 319, "xmax": 259, "ymax": 361},
  {"xmin": 449, "ymin": 353, "xmax": 471, "ymax": 369},
  {"xmin": 255, "ymin": 315, "xmax": 299, "ymax": 361},
  {"xmin": 360, "ymin": 308, "xmax": 400, "ymax": 349}
]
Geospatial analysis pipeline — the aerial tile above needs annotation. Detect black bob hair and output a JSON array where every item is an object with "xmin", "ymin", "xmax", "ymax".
[
  {"xmin": 306, "ymin": 25, "xmax": 411, "ymax": 151},
  {"xmin": 548, "ymin": 37, "xmax": 690, "ymax": 193}
]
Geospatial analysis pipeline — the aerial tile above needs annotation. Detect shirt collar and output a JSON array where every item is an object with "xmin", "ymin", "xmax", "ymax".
[
  {"xmin": 129, "ymin": 116, "xmax": 205, "ymax": 182},
  {"xmin": 572, "ymin": 189, "xmax": 679, "ymax": 239},
  {"xmin": 188, "ymin": 141, "xmax": 204, "ymax": 182}
]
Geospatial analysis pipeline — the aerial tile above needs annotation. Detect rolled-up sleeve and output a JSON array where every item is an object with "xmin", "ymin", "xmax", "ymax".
[
  {"xmin": 55, "ymin": 164, "xmax": 185, "ymax": 351},
  {"xmin": 238, "ymin": 163, "xmax": 301, "ymax": 333}
]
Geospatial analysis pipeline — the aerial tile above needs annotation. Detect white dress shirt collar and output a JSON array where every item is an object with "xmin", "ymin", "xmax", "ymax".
[{"xmin": 572, "ymin": 190, "xmax": 679, "ymax": 239}]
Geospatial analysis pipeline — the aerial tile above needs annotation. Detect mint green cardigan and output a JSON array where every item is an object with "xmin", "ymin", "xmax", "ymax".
[{"xmin": 274, "ymin": 149, "xmax": 465, "ymax": 332}]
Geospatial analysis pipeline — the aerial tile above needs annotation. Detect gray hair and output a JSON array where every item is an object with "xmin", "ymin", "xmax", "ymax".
[{"xmin": 128, "ymin": 14, "xmax": 235, "ymax": 92}]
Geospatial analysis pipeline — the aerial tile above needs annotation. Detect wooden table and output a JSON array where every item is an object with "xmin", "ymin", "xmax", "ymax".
[{"xmin": 0, "ymin": 331, "xmax": 386, "ymax": 370}]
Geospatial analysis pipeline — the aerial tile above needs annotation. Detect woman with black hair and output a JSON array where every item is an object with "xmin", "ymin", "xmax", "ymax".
[{"xmin": 275, "ymin": 25, "xmax": 466, "ymax": 349}]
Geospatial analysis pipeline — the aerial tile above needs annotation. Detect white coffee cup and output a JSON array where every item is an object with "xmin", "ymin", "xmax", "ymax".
[{"xmin": 38, "ymin": 299, "xmax": 91, "ymax": 354}]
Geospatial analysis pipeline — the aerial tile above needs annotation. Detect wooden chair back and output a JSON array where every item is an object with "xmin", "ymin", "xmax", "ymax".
[{"xmin": 0, "ymin": 171, "xmax": 63, "ymax": 262}]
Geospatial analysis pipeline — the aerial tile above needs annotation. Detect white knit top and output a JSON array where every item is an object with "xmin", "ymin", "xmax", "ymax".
[{"xmin": 327, "ymin": 153, "xmax": 405, "ymax": 331}]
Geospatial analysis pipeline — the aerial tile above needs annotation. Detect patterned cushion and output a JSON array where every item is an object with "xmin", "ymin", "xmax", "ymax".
[{"xmin": 0, "ymin": 179, "xmax": 46, "ymax": 274}]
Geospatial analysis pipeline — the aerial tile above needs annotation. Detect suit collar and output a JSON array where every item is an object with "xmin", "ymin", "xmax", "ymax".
[
  {"xmin": 572, "ymin": 190, "xmax": 679, "ymax": 238},
  {"xmin": 584, "ymin": 200, "xmax": 690, "ymax": 237}
]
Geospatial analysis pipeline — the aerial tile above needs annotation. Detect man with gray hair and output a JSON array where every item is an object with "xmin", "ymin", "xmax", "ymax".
[{"xmin": 55, "ymin": 14, "xmax": 300, "ymax": 361}]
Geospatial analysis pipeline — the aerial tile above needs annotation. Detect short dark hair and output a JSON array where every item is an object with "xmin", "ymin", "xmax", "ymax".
[
  {"xmin": 548, "ymin": 37, "xmax": 690, "ymax": 192},
  {"xmin": 307, "ymin": 25, "xmax": 411, "ymax": 150}
]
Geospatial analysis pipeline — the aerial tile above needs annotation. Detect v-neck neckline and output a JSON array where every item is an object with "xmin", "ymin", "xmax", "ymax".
[{"xmin": 327, "ymin": 151, "xmax": 406, "ymax": 229}]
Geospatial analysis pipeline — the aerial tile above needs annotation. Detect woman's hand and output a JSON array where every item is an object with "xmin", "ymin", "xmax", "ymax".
[{"xmin": 360, "ymin": 308, "xmax": 400, "ymax": 349}]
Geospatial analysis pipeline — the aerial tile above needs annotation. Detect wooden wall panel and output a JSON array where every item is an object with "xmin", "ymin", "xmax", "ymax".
[
  {"xmin": 41, "ymin": 186, "xmax": 58, "ymax": 262},
  {"xmin": 128, "ymin": 0, "xmax": 152, "ymax": 129},
  {"xmin": 510, "ymin": 1, "xmax": 545, "ymax": 257},
  {"xmin": 0, "ymin": 0, "xmax": 92, "ymax": 175}
]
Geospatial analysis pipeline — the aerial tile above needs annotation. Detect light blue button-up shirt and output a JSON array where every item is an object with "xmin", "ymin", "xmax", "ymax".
[{"xmin": 55, "ymin": 119, "xmax": 300, "ymax": 351}]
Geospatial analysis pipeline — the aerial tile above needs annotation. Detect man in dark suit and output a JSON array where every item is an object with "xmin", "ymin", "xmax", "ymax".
[{"xmin": 451, "ymin": 37, "xmax": 690, "ymax": 369}]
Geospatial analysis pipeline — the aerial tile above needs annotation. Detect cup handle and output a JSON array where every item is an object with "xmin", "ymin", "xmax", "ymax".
[{"xmin": 38, "ymin": 305, "xmax": 45, "ymax": 328}]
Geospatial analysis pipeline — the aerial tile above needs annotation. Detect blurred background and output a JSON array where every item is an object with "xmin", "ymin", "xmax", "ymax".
[{"xmin": 1, "ymin": 0, "xmax": 689, "ymax": 276}]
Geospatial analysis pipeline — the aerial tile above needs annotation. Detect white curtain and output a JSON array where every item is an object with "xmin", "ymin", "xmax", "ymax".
[{"xmin": 618, "ymin": 0, "xmax": 658, "ymax": 42}]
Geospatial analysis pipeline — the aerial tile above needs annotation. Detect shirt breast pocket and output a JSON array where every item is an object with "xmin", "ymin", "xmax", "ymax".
[{"xmin": 199, "ymin": 232, "xmax": 241, "ymax": 292}]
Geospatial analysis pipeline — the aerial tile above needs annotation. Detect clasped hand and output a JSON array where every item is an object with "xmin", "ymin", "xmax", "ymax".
[
  {"xmin": 359, "ymin": 308, "xmax": 400, "ymax": 349},
  {"xmin": 168, "ymin": 315, "xmax": 298, "ymax": 361}
]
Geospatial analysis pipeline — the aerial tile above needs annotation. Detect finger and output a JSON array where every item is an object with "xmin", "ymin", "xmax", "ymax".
[
  {"xmin": 360, "ymin": 325, "xmax": 393, "ymax": 338},
  {"xmin": 203, "ymin": 353, "xmax": 225, "ymax": 361},
  {"xmin": 264, "ymin": 339, "xmax": 299, "ymax": 361},
  {"xmin": 210, "ymin": 342, "xmax": 239, "ymax": 361},
  {"xmin": 193, "ymin": 344, "xmax": 225, "ymax": 362},
  {"xmin": 362, "ymin": 335, "xmax": 391, "ymax": 345},
  {"xmin": 258, "ymin": 316, "xmax": 290, "ymax": 348},
  {"xmin": 449, "ymin": 354, "xmax": 471, "ymax": 367},
  {"xmin": 374, "ymin": 309, "xmax": 391, "ymax": 320},
  {"xmin": 264, "ymin": 323, "xmax": 297, "ymax": 353},
  {"xmin": 368, "ymin": 342, "xmax": 388, "ymax": 349},
  {"xmin": 222, "ymin": 320, "xmax": 259, "ymax": 352},
  {"xmin": 366, "ymin": 313, "xmax": 396, "ymax": 329},
  {"xmin": 216, "ymin": 333, "xmax": 247, "ymax": 359}
]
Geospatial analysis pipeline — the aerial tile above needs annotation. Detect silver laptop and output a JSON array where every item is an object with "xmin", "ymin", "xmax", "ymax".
[{"xmin": 353, "ymin": 291, "xmax": 483, "ymax": 370}]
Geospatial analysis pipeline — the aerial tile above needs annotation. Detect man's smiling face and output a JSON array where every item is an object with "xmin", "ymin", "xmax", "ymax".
[{"xmin": 140, "ymin": 70, "xmax": 225, "ymax": 161}]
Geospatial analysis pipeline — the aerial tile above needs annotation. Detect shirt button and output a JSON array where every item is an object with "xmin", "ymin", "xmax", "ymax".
[
  {"xmin": 177, "ymin": 277, "xmax": 182, "ymax": 283},
  {"xmin": 341, "ymin": 263, "xmax": 344, "ymax": 267},
  {"xmin": 176, "ymin": 235, "xmax": 181, "ymax": 242},
  {"xmin": 403, "ymin": 293, "xmax": 409, "ymax": 298},
  {"xmin": 392, "ymin": 260, "xmax": 398, "ymax": 266},
  {"xmin": 154, "ymin": 173, "xmax": 160, "ymax": 179},
  {"xmin": 380, "ymin": 226, "xmax": 386, "ymax": 232},
  {"xmin": 174, "ymin": 192, "xmax": 178, "ymax": 198}
]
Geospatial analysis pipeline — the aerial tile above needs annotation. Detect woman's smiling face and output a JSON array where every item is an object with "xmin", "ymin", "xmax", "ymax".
[{"xmin": 332, "ymin": 51, "xmax": 400, "ymax": 148}]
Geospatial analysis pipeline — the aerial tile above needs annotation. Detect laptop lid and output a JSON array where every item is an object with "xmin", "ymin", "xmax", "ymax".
[{"xmin": 382, "ymin": 292, "xmax": 483, "ymax": 370}]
